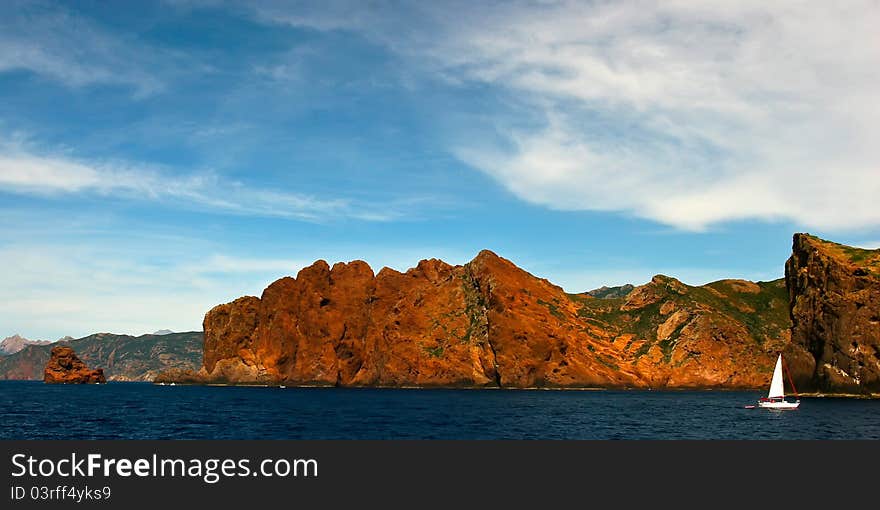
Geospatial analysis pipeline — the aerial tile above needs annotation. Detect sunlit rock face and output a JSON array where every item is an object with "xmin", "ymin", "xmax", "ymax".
[{"xmin": 186, "ymin": 248, "xmax": 797, "ymax": 390}]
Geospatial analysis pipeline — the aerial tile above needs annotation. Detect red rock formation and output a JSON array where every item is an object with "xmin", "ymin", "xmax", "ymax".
[
  {"xmin": 180, "ymin": 249, "xmax": 796, "ymax": 389},
  {"xmin": 467, "ymin": 250, "xmax": 641, "ymax": 387},
  {"xmin": 353, "ymin": 258, "xmax": 496, "ymax": 386},
  {"xmin": 44, "ymin": 345, "xmax": 106, "ymax": 384}
]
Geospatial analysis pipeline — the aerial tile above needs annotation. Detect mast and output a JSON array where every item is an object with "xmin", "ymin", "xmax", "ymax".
[{"xmin": 782, "ymin": 354, "xmax": 799, "ymax": 399}]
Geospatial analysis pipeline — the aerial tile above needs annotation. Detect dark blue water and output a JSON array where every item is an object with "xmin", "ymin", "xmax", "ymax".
[{"xmin": 1, "ymin": 381, "xmax": 878, "ymax": 439}]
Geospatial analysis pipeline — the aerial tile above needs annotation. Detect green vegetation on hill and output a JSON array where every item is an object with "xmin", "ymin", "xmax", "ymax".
[
  {"xmin": 570, "ymin": 277, "xmax": 791, "ymax": 360},
  {"xmin": 578, "ymin": 298, "xmax": 665, "ymax": 351},
  {"xmin": 699, "ymin": 279, "xmax": 791, "ymax": 342},
  {"xmin": 804, "ymin": 233, "xmax": 880, "ymax": 276}
]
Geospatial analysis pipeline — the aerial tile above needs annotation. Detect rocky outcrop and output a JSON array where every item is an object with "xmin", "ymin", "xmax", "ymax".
[
  {"xmin": 173, "ymin": 249, "xmax": 795, "ymax": 389},
  {"xmin": 44, "ymin": 346, "xmax": 106, "ymax": 384},
  {"xmin": 786, "ymin": 233, "xmax": 880, "ymax": 394}
]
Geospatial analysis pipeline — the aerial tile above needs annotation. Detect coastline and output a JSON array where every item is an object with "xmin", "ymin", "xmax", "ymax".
[
  {"xmin": 5, "ymin": 379, "xmax": 876, "ymax": 398},
  {"xmin": 144, "ymin": 380, "xmax": 880, "ymax": 398}
]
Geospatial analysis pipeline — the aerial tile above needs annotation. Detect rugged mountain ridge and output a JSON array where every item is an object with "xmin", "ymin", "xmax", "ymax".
[
  {"xmin": 0, "ymin": 335, "xmax": 53, "ymax": 355},
  {"xmin": 785, "ymin": 233, "xmax": 880, "ymax": 393},
  {"xmin": 165, "ymin": 250, "xmax": 794, "ymax": 389},
  {"xmin": 0, "ymin": 332, "xmax": 202, "ymax": 381}
]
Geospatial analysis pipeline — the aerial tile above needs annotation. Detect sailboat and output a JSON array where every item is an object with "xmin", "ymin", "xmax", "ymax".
[{"xmin": 747, "ymin": 353, "xmax": 800, "ymax": 410}]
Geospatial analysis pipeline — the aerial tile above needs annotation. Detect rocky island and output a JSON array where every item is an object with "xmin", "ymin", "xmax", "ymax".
[
  {"xmin": 156, "ymin": 234, "xmax": 880, "ymax": 396},
  {"xmin": 43, "ymin": 345, "xmax": 107, "ymax": 384}
]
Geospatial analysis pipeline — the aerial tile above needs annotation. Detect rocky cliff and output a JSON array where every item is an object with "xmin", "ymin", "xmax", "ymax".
[
  {"xmin": 172, "ymin": 250, "xmax": 794, "ymax": 388},
  {"xmin": 44, "ymin": 345, "xmax": 106, "ymax": 384},
  {"xmin": 0, "ymin": 332, "xmax": 202, "ymax": 381},
  {"xmin": 786, "ymin": 233, "xmax": 880, "ymax": 394}
]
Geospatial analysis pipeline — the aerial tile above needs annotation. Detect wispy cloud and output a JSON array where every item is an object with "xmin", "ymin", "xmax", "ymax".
[
  {"xmin": 0, "ymin": 1, "xmax": 171, "ymax": 96},
  {"xmin": 254, "ymin": 0, "xmax": 880, "ymax": 232},
  {"xmin": 0, "ymin": 137, "xmax": 403, "ymax": 222}
]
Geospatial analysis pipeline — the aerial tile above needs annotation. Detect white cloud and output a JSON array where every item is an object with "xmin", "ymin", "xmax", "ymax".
[
  {"xmin": 257, "ymin": 0, "xmax": 880, "ymax": 231},
  {"xmin": 0, "ymin": 137, "xmax": 401, "ymax": 222}
]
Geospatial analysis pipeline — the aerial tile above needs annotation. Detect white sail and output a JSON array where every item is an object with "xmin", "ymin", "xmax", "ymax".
[{"xmin": 768, "ymin": 354, "xmax": 785, "ymax": 398}]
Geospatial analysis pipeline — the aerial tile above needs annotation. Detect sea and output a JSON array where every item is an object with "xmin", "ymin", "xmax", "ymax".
[{"xmin": 2, "ymin": 381, "xmax": 878, "ymax": 439}]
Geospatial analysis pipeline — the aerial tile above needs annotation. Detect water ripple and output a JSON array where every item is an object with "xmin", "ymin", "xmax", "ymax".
[{"xmin": 1, "ymin": 382, "xmax": 878, "ymax": 440}]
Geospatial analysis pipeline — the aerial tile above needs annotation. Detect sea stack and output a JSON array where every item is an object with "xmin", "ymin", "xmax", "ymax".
[{"xmin": 43, "ymin": 345, "xmax": 106, "ymax": 384}]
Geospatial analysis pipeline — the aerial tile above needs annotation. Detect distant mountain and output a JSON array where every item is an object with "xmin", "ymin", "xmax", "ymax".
[
  {"xmin": 0, "ymin": 332, "xmax": 202, "ymax": 381},
  {"xmin": 152, "ymin": 329, "xmax": 174, "ymax": 335},
  {"xmin": 584, "ymin": 284, "xmax": 635, "ymax": 299},
  {"xmin": 0, "ymin": 335, "xmax": 53, "ymax": 356}
]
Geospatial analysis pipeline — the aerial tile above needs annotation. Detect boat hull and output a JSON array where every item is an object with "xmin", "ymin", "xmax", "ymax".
[{"xmin": 756, "ymin": 400, "xmax": 800, "ymax": 410}]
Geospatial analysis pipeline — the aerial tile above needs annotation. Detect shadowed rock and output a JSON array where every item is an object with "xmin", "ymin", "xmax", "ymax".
[{"xmin": 786, "ymin": 233, "xmax": 880, "ymax": 394}]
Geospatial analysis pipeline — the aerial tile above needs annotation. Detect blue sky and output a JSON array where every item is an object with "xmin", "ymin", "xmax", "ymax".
[{"xmin": 1, "ymin": 0, "xmax": 879, "ymax": 340}]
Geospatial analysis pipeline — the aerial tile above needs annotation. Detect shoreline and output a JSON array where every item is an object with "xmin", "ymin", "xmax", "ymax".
[
  {"xmin": 4, "ymin": 379, "xmax": 877, "ymax": 398},
  {"xmin": 148, "ymin": 380, "xmax": 880, "ymax": 398}
]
